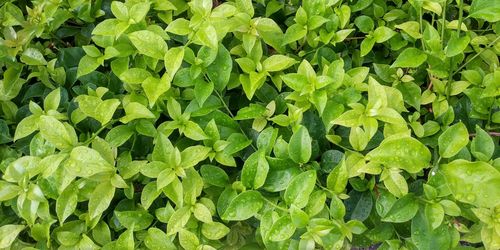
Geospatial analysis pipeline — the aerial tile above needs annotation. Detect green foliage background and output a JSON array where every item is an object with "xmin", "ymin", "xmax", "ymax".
[{"xmin": 1, "ymin": 0, "xmax": 500, "ymax": 249}]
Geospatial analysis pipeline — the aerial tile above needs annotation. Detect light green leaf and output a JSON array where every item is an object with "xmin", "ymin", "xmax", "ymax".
[
  {"xmin": 469, "ymin": 0, "xmax": 500, "ymax": 22},
  {"xmin": 262, "ymin": 55, "xmax": 296, "ymax": 72},
  {"xmin": 288, "ymin": 125, "xmax": 312, "ymax": 164},
  {"xmin": 284, "ymin": 170, "xmax": 316, "ymax": 208},
  {"xmin": 446, "ymin": 34, "xmax": 470, "ymax": 57},
  {"xmin": 21, "ymin": 48, "xmax": 47, "ymax": 65},
  {"xmin": 267, "ymin": 215, "xmax": 296, "ymax": 242},
  {"xmin": 164, "ymin": 47, "xmax": 184, "ymax": 77},
  {"xmin": 115, "ymin": 210, "xmax": 154, "ymax": 231},
  {"xmin": 66, "ymin": 146, "xmax": 114, "ymax": 177},
  {"xmin": 373, "ymin": 26, "xmax": 397, "ymax": 43},
  {"xmin": 0, "ymin": 224, "xmax": 25, "ymax": 248},
  {"xmin": 441, "ymin": 160, "xmax": 500, "ymax": 208},
  {"xmin": 88, "ymin": 181, "xmax": 115, "ymax": 219},
  {"xmin": 77, "ymin": 55, "xmax": 101, "ymax": 78},
  {"xmin": 39, "ymin": 115, "xmax": 76, "ymax": 150},
  {"xmin": 56, "ymin": 184, "xmax": 78, "ymax": 224},
  {"xmin": 391, "ymin": 48, "xmax": 427, "ymax": 68},
  {"xmin": 327, "ymin": 160, "xmax": 348, "ymax": 194},
  {"xmin": 201, "ymin": 222, "xmax": 230, "ymax": 240},
  {"xmin": 438, "ymin": 122, "xmax": 469, "ymax": 158},
  {"xmin": 241, "ymin": 150, "xmax": 269, "ymax": 189},
  {"xmin": 471, "ymin": 125, "xmax": 494, "ymax": 161},
  {"xmin": 366, "ymin": 136, "xmax": 431, "ymax": 173},
  {"xmin": 221, "ymin": 191, "xmax": 263, "ymax": 221},
  {"xmin": 128, "ymin": 30, "xmax": 168, "ymax": 59},
  {"xmin": 382, "ymin": 194, "xmax": 419, "ymax": 223},
  {"xmin": 120, "ymin": 102, "xmax": 156, "ymax": 123}
]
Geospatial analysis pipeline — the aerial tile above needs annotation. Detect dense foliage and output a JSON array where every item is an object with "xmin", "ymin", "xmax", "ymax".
[{"xmin": 1, "ymin": 0, "xmax": 500, "ymax": 249}]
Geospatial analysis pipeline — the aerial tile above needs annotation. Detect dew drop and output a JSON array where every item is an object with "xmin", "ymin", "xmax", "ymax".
[{"xmin": 466, "ymin": 194, "xmax": 475, "ymax": 202}]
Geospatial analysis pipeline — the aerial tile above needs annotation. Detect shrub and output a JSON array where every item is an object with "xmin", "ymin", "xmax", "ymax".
[{"xmin": 0, "ymin": 0, "xmax": 499, "ymax": 249}]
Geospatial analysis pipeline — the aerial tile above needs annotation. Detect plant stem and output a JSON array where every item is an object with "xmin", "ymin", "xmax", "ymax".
[
  {"xmin": 452, "ymin": 36, "xmax": 500, "ymax": 76},
  {"xmin": 441, "ymin": 4, "xmax": 446, "ymax": 48},
  {"xmin": 262, "ymin": 196, "xmax": 288, "ymax": 212},
  {"xmin": 469, "ymin": 132, "xmax": 500, "ymax": 137},
  {"xmin": 456, "ymin": 0, "xmax": 464, "ymax": 36}
]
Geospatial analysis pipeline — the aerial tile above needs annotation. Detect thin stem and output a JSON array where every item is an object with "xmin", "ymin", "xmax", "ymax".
[
  {"xmin": 456, "ymin": 0, "xmax": 464, "ymax": 36},
  {"xmin": 469, "ymin": 132, "xmax": 500, "ymax": 137},
  {"xmin": 82, "ymin": 120, "xmax": 116, "ymax": 145},
  {"xmin": 441, "ymin": 3, "xmax": 446, "ymax": 48},
  {"xmin": 420, "ymin": 7, "xmax": 426, "ymax": 51},
  {"xmin": 452, "ymin": 36, "xmax": 500, "ymax": 76},
  {"xmin": 262, "ymin": 196, "xmax": 288, "ymax": 212}
]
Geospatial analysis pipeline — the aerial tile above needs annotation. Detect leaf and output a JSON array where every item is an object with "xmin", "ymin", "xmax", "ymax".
[
  {"xmin": 288, "ymin": 125, "xmax": 312, "ymax": 164},
  {"xmin": 196, "ymin": 24, "xmax": 218, "ymax": 49},
  {"xmin": 366, "ymin": 136, "xmax": 431, "ymax": 173},
  {"xmin": 0, "ymin": 181, "xmax": 20, "ymax": 201},
  {"xmin": 282, "ymin": 24, "xmax": 307, "ymax": 45},
  {"xmin": 21, "ymin": 48, "xmax": 47, "ymax": 65},
  {"xmin": 440, "ymin": 160, "xmax": 500, "ymax": 208},
  {"xmin": 144, "ymin": 228, "xmax": 176, "ymax": 250},
  {"xmin": 373, "ymin": 26, "xmax": 396, "ymax": 43},
  {"xmin": 411, "ymin": 210, "xmax": 453, "ymax": 250},
  {"xmin": 327, "ymin": 159, "xmax": 348, "ymax": 194},
  {"xmin": 262, "ymin": 55, "xmax": 296, "ymax": 72},
  {"xmin": 446, "ymin": 34, "xmax": 470, "ymax": 57},
  {"xmin": 14, "ymin": 115, "xmax": 39, "ymax": 141},
  {"xmin": 438, "ymin": 122, "xmax": 469, "ymax": 158},
  {"xmin": 0, "ymin": 224, "xmax": 25, "ymax": 248},
  {"xmin": 120, "ymin": 102, "xmax": 156, "ymax": 123},
  {"xmin": 221, "ymin": 191, "xmax": 263, "ymax": 221},
  {"xmin": 382, "ymin": 194, "xmax": 419, "ymax": 223},
  {"xmin": 167, "ymin": 206, "xmax": 191, "ymax": 235},
  {"xmin": 77, "ymin": 55, "xmax": 100, "ymax": 78},
  {"xmin": 88, "ymin": 181, "xmax": 115, "ymax": 219},
  {"xmin": 128, "ymin": 30, "xmax": 168, "ymax": 59},
  {"xmin": 66, "ymin": 146, "xmax": 114, "ymax": 177},
  {"xmin": 284, "ymin": 170, "xmax": 316, "ymax": 208},
  {"xmin": 470, "ymin": 125, "xmax": 494, "ymax": 161},
  {"xmin": 267, "ymin": 215, "xmax": 296, "ymax": 242},
  {"xmin": 115, "ymin": 210, "xmax": 154, "ymax": 231},
  {"xmin": 241, "ymin": 150, "xmax": 270, "ymax": 189},
  {"xmin": 391, "ymin": 48, "xmax": 427, "ymax": 68},
  {"xmin": 38, "ymin": 115, "xmax": 76, "ymax": 150},
  {"xmin": 425, "ymin": 203, "xmax": 444, "ymax": 230},
  {"xmin": 201, "ymin": 222, "xmax": 230, "ymax": 240},
  {"xmin": 164, "ymin": 47, "xmax": 184, "ymax": 77},
  {"xmin": 208, "ymin": 44, "xmax": 232, "ymax": 91},
  {"xmin": 395, "ymin": 21, "xmax": 422, "ymax": 39},
  {"xmin": 469, "ymin": 0, "xmax": 500, "ymax": 22},
  {"xmin": 56, "ymin": 184, "xmax": 78, "ymax": 224}
]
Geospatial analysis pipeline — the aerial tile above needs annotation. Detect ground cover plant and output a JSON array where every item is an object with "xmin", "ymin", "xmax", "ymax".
[{"xmin": 0, "ymin": 0, "xmax": 499, "ymax": 249}]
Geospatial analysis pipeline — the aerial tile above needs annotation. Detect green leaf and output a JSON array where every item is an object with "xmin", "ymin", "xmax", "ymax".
[
  {"xmin": 167, "ymin": 206, "xmax": 191, "ymax": 235},
  {"xmin": 470, "ymin": 125, "xmax": 494, "ymax": 161},
  {"xmin": 0, "ymin": 181, "xmax": 20, "ymax": 201},
  {"xmin": 469, "ymin": 0, "xmax": 500, "ymax": 22},
  {"xmin": 115, "ymin": 210, "xmax": 154, "ymax": 231},
  {"xmin": 39, "ymin": 115, "xmax": 76, "ymax": 150},
  {"xmin": 201, "ymin": 222, "xmax": 230, "ymax": 240},
  {"xmin": 373, "ymin": 26, "xmax": 397, "ymax": 43},
  {"xmin": 327, "ymin": 159, "xmax": 348, "ymax": 194},
  {"xmin": 288, "ymin": 125, "xmax": 312, "ymax": 164},
  {"xmin": 366, "ymin": 136, "xmax": 431, "ymax": 173},
  {"xmin": 424, "ymin": 203, "xmax": 444, "ymax": 230},
  {"xmin": 282, "ymin": 24, "xmax": 307, "ymax": 45},
  {"xmin": 120, "ymin": 102, "xmax": 156, "ymax": 123},
  {"xmin": 382, "ymin": 194, "xmax": 419, "ymax": 223},
  {"xmin": 391, "ymin": 48, "xmax": 427, "ymax": 68},
  {"xmin": 207, "ymin": 44, "xmax": 232, "ymax": 91},
  {"xmin": 67, "ymin": 146, "xmax": 114, "ymax": 177},
  {"xmin": 262, "ymin": 55, "xmax": 296, "ymax": 72},
  {"xmin": 77, "ymin": 55, "xmax": 101, "ymax": 78},
  {"xmin": 241, "ymin": 150, "xmax": 269, "ymax": 189},
  {"xmin": 0, "ymin": 224, "xmax": 25, "ymax": 248},
  {"xmin": 14, "ymin": 115, "xmax": 39, "ymax": 141},
  {"xmin": 144, "ymin": 228, "xmax": 176, "ymax": 250},
  {"xmin": 21, "ymin": 48, "xmax": 47, "ymax": 65},
  {"xmin": 221, "ymin": 191, "xmax": 263, "ymax": 221},
  {"xmin": 446, "ymin": 33, "xmax": 470, "ymax": 57},
  {"xmin": 129, "ymin": 2, "xmax": 150, "ymax": 23},
  {"xmin": 411, "ymin": 210, "xmax": 453, "ymax": 250},
  {"xmin": 164, "ymin": 47, "xmax": 184, "ymax": 77},
  {"xmin": 56, "ymin": 184, "xmax": 78, "ymax": 224},
  {"xmin": 440, "ymin": 160, "xmax": 500, "ymax": 208},
  {"xmin": 88, "ymin": 181, "xmax": 115, "ymax": 219},
  {"xmin": 395, "ymin": 21, "xmax": 422, "ymax": 39},
  {"xmin": 438, "ymin": 122, "xmax": 469, "ymax": 158},
  {"xmin": 196, "ymin": 24, "xmax": 218, "ymax": 49},
  {"xmin": 284, "ymin": 170, "xmax": 316, "ymax": 208},
  {"xmin": 128, "ymin": 30, "xmax": 168, "ymax": 59},
  {"xmin": 267, "ymin": 215, "xmax": 296, "ymax": 242}
]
